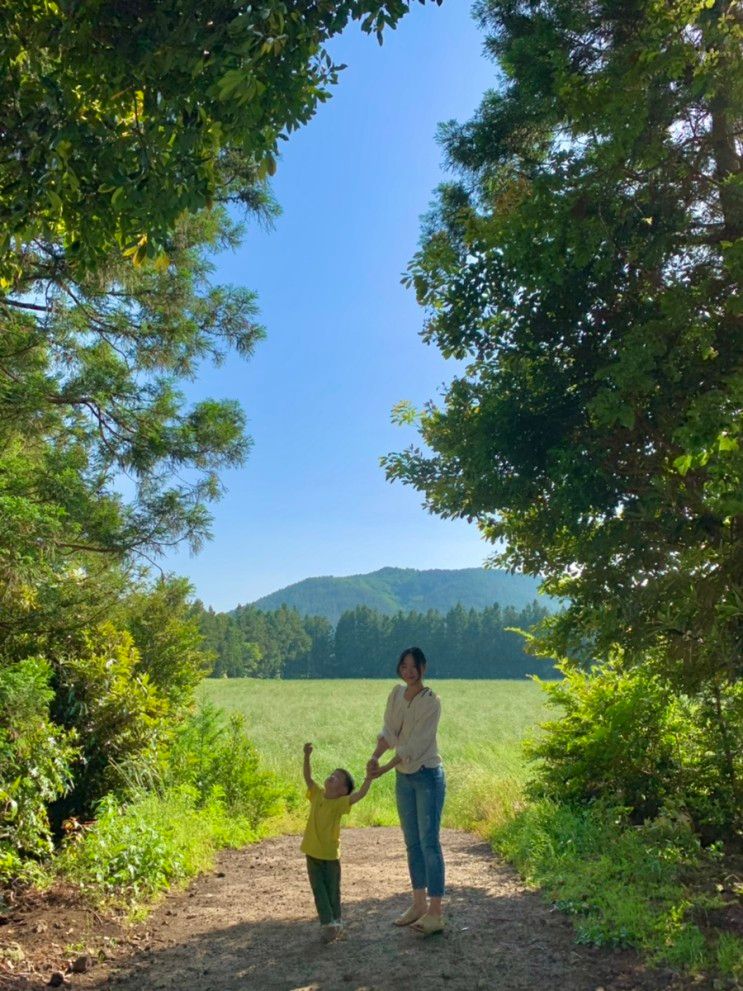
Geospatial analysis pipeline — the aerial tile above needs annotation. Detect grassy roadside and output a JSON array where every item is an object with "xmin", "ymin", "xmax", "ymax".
[
  {"xmin": 31, "ymin": 703, "xmax": 295, "ymax": 916},
  {"xmin": 491, "ymin": 800, "xmax": 743, "ymax": 983},
  {"xmin": 49, "ymin": 788, "xmax": 283, "ymax": 911}
]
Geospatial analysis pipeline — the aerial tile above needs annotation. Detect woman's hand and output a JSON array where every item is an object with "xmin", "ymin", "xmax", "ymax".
[
  {"xmin": 368, "ymin": 758, "xmax": 399, "ymax": 778},
  {"xmin": 366, "ymin": 757, "xmax": 382, "ymax": 778}
]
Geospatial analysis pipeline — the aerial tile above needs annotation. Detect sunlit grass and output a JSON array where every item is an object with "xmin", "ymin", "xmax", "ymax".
[{"xmin": 197, "ymin": 678, "xmax": 549, "ymax": 832}]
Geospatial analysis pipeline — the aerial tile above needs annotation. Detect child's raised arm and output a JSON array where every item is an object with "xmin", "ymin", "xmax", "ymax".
[
  {"xmin": 303, "ymin": 742, "xmax": 316, "ymax": 790},
  {"xmin": 349, "ymin": 773, "xmax": 373, "ymax": 806}
]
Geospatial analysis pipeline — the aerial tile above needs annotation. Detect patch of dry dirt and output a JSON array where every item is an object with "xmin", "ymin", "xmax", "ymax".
[{"xmin": 1, "ymin": 829, "xmax": 716, "ymax": 991}]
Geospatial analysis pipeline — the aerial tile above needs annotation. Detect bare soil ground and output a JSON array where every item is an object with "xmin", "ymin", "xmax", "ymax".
[{"xmin": 0, "ymin": 828, "xmax": 715, "ymax": 991}]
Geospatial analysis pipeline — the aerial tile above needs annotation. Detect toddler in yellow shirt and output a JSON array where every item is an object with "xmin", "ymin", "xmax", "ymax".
[{"xmin": 301, "ymin": 742, "xmax": 372, "ymax": 942}]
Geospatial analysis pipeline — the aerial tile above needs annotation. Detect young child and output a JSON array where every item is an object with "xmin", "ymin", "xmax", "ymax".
[{"xmin": 301, "ymin": 741, "xmax": 372, "ymax": 942}]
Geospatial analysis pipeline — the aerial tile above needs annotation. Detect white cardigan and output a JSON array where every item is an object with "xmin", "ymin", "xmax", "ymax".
[{"xmin": 379, "ymin": 684, "xmax": 442, "ymax": 773}]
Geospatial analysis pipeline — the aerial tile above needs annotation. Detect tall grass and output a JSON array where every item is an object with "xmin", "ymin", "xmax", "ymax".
[
  {"xmin": 54, "ymin": 704, "xmax": 289, "ymax": 907},
  {"xmin": 55, "ymin": 787, "xmax": 258, "ymax": 903},
  {"xmin": 198, "ymin": 679, "xmax": 549, "ymax": 831},
  {"xmin": 493, "ymin": 800, "xmax": 743, "ymax": 980}
]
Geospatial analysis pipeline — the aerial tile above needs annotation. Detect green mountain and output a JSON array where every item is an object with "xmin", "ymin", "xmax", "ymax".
[{"xmin": 249, "ymin": 566, "xmax": 551, "ymax": 624}]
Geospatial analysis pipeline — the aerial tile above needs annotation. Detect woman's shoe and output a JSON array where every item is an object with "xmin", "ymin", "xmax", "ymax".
[
  {"xmin": 411, "ymin": 913, "xmax": 444, "ymax": 935},
  {"xmin": 392, "ymin": 906, "xmax": 425, "ymax": 927}
]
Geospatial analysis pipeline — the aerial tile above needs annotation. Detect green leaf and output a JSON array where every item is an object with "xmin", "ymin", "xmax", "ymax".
[
  {"xmin": 718, "ymin": 434, "xmax": 739, "ymax": 453},
  {"xmin": 46, "ymin": 189, "xmax": 63, "ymax": 213},
  {"xmin": 617, "ymin": 407, "xmax": 636, "ymax": 430}
]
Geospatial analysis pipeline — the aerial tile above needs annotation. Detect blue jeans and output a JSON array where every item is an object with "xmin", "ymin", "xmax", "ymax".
[{"xmin": 395, "ymin": 765, "xmax": 446, "ymax": 898}]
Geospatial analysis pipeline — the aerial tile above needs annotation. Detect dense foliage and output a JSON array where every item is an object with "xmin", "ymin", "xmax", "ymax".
[
  {"xmin": 529, "ymin": 662, "xmax": 742, "ymax": 838},
  {"xmin": 0, "ymin": 578, "xmax": 221, "ymax": 882},
  {"xmin": 56, "ymin": 704, "xmax": 287, "ymax": 900},
  {"xmin": 197, "ymin": 599, "xmax": 554, "ymax": 678},
  {"xmin": 0, "ymin": 658, "xmax": 78, "ymax": 880},
  {"xmin": 494, "ymin": 800, "xmax": 742, "ymax": 978},
  {"xmin": 164, "ymin": 702, "xmax": 286, "ymax": 827},
  {"xmin": 386, "ymin": 0, "xmax": 742, "ymax": 834},
  {"xmin": 0, "ymin": 205, "xmax": 266, "ymax": 859}
]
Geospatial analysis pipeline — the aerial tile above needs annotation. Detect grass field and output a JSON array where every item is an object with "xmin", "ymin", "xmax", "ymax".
[{"xmin": 197, "ymin": 679, "xmax": 551, "ymax": 833}]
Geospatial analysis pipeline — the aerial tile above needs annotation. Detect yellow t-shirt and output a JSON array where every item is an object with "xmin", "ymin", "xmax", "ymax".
[{"xmin": 300, "ymin": 782, "xmax": 352, "ymax": 860}]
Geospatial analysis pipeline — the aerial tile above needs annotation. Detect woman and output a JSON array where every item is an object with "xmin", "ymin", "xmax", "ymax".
[{"xmin": 367, "ymin": 646, "xmax": 445, "ymax": 935}]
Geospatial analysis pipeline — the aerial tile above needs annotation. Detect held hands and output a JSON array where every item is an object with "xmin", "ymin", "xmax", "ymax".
[
  {"xmin": 367, "ymin": 754, "xmax": 403, "ymax": 778},
  {"xmin": 366, "ymin": 757, "xmax": 384, "ymax": 779}
]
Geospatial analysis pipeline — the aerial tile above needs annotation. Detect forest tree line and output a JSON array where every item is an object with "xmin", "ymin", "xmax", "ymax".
[{"xmin": 195, "ymin": 600, "xmax": 555, "ymax": 680}]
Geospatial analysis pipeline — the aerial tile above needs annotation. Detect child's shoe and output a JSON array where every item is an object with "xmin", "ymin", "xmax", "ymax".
[
  {"xmin": 320, "ymin": 924, "xmax": 336, "ymax": 944},
  {"xmin": 331, "ymin": 920, "xmax": 346, "ymax": 941}
]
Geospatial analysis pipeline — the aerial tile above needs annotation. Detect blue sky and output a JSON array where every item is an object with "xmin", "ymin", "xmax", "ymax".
[{"xmin": 162, "ymin": 2, "xmax": 499, "ymax": 610}]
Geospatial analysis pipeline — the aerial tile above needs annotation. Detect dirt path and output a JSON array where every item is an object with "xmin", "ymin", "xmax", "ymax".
[
  {"xmin": 2, "ymin": 828, "xmax": 707, "ymax": 991},
  {"xmin": 20, "ymin": 827, "xmax": 697, "ymax": 991}
]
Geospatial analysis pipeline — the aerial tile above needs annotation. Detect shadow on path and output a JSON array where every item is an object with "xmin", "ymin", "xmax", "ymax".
[{"xmin": 26, "ymin": 829, "xmax": 704, "ymax": 991}]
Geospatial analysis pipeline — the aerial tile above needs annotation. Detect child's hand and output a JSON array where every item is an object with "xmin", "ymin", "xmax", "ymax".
[{"xmin": 303, "ymin": 742, "xmax": 313, "ymax": 756}]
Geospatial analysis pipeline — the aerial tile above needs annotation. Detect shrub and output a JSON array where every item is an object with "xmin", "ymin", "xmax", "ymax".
[
  {"xmin": 673, "ymin": 681, "xmax": 743, "ymax": 841},
  {"xmin": 528, "ymin": 659, "xmax": 742, "ymax": 838},
  {"xmin": 52, "ymin": 623, "xmax": 169, "ymax": 820},
  {"xmin": 56, "ymin": 703, "xmax": 286, "ymax": 903},
  {"xmin": 0, "ymin": 658, "xmax": 78, "ymax": 881},
  {"xmin": 165, "ymin": 702, "xmax": 287, "ymax": 826},
  {"xmin": 493, "ymin": 800, "xmax": 720, "ymax": 970},
  {"xmin": 56, "ymin": 787, "xmax": 257, "ymax": 900},
  {"xmin": 124, "ymin": 577, "xmax": 213, "ymax": 708}
]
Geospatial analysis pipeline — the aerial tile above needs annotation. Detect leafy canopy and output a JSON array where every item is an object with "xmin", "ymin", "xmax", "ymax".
[
  {"xmin": 0, "ymin": 0, "xmax": 440, "ymax": 284},
  {"xmin": 385, "ymin": 0, "xmax": 742, "ymax": 687},
  {"xmin": 0, "ymin": 208, "xmax": 261, "ymax": 653}
]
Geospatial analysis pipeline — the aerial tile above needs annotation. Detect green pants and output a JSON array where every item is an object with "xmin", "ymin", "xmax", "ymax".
[{"xmin": 306, "ymin": 855, "xmax": 341, "ymax": 925}]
